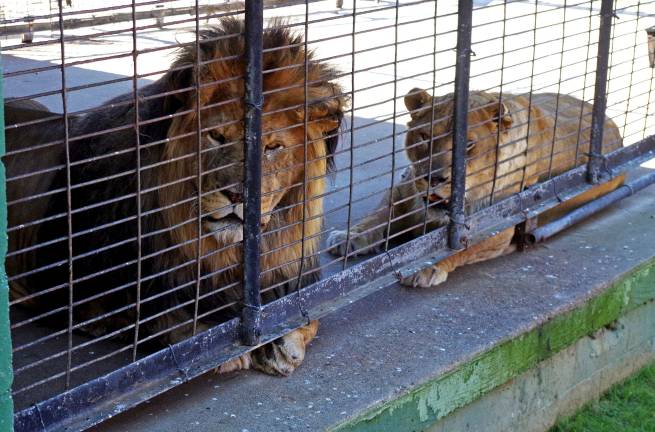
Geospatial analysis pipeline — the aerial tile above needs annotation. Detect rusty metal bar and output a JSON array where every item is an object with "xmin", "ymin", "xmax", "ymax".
[
  {"xmin": 587, "ymin": 0, "xmax": 615, "ymax": 184},
  {"xmin": 241, "ymin": 0, "xmax": 264, "ymax": 346},
  {"xmin": 449, "ymin": 0, "xmax": 473, "ymax": 250}
]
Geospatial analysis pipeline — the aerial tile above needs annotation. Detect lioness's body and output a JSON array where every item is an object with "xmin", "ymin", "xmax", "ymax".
[
  {"xmin": 7, "ymin": 19, "xmax": 345, "ymax": 376},
  {"xmin": 328, "ymin": 90, "xmax": 623, "ymax": 287}
]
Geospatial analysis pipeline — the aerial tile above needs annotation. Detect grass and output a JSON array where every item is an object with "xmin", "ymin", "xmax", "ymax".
[{"xmin": 550, "ymin": 362, "xmax": 655, "ymax": 432}]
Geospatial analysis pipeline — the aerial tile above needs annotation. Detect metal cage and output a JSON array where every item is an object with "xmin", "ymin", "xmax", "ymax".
[{"xmin": 2, "ymin": 0, "xmax": 655, "ymax": 430}]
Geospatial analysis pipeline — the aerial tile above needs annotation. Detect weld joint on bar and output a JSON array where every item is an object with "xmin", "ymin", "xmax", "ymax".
[
  {"xmin": 245, "ymin": 98, "xmax": 264, "ymax": 111},
  {"xmin": 241, "ymin": 304, "xmax": 263, "ymax": 346}
]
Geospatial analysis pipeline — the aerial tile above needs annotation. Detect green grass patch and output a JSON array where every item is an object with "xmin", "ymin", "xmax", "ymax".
[{"xmin": 551, "ymin": 362, "xmax": 655, "ymax": 432}]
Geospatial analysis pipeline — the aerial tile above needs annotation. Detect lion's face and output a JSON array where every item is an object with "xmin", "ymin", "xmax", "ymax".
[
  {"xmin": 404, "ymin": 88, "xmax": 512, "ymax": 210},
  {"xmin": 199, "ymin": 105, "xmax": 320, "ymax": 244}
]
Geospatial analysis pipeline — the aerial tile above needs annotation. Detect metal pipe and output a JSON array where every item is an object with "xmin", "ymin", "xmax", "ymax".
[
  {"xmin": 241, "ymin": 0, "xmax": 264, "ymax": 346},
  {"xmin": 449, "ymin": 0, "xmax": 473, "ymax": 249},
  {"xmin": 527, "ymin": 171, "xmax": 655, "ymax": 244},
  {"xmin": 587, "ymin": 0, "xmax": 615, "ymax": 184}
]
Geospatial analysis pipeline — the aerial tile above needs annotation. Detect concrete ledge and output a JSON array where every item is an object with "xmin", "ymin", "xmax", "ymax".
[
  {"xmin": 336, "ymin": 265, "xmax": 655, "ymax": 432},
  {"xmin": 96, "ymin": 180, "xmax": 655, "ymax": 432},
  {"xmin": 430, "ymin": 301, "xmax": 655, "ymax": 432}
]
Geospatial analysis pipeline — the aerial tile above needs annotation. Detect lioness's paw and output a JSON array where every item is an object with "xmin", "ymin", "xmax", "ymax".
[
  {"xmin": 215, "ymin": 352, "xmax": 253, "ymax": 374},
  {"xmin": 400, "ymin": 265, "xmax": 448, "ymax": 288},
  {"xmin": 251, "ymin": 328, "xmax": 309, "ymax": 376},
  {"xmin": 327, "ymin": 230, "xmax": 375, "ymax": 257}
]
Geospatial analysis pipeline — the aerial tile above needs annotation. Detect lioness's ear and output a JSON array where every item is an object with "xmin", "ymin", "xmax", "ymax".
[
  {"xmin": 494, "ymin": 101, "xmax": 512, "ymax": 129},
  {"xmin": 404, "ymin": 88, "xmax": 432, "ymax": 118}
]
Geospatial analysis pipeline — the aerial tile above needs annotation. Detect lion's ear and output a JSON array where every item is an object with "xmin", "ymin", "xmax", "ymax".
[
  {"xmin": 302, "ymin": 88, "xmax": 346, "ymax": 171},
  {"xmin": 404, "ymin": 88, "xmax": 432, "ymax": 118},
  {"xmin": 304, "ymin": 91, "xmax": 345, "ymax": 134},
  {"xmin": 494, "ymin": 101, "xmax": 512, "ymax": 129}
]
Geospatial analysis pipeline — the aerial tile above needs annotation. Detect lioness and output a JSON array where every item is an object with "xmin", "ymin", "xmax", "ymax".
[{"xmin": 328, "ymin": 88, "xmax": 623, "ymax": 287}]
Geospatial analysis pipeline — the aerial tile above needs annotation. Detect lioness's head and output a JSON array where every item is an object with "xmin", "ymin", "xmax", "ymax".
[
  {"xmin": 159, "ymin": 19, "xmax": 346, "ymax": 255},
  {"xmin": 404, "ymin": 88, "xmax": 513, "ymax": 211}
]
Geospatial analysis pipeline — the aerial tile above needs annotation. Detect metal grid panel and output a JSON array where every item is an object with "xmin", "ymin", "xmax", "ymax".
[{"xmin": 2, "ymin": 0, "xmax": 655, "ymax": 430}]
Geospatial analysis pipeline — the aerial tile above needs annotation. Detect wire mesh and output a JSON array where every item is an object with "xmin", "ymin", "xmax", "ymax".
[{"xmin": 2, "ymin": 0, "xmax": 655, "ymax": 428}]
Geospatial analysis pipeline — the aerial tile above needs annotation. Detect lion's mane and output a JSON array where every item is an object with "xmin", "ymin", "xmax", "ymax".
[{"xmin": 6, "ymin": 18, "xmax": 345, "ymax": 344}]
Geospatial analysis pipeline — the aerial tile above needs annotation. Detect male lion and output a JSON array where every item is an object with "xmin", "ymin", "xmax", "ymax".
[
  {"xmin": 328, "ymin": 88, "xmax": 622, "ymax": 288},
  {"xmin": 6, "ymin": 19, "xmax": 345, "ymax": 376}
]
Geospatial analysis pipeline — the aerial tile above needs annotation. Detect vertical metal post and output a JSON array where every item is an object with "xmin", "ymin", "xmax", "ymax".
[
  {"xmin": 242, "ymin": 0, "xmax": 264, "ymax": 346},
  {"xmin": 56, "ymin": 0, "xmax": 75, "ymax": 390},
  {"xmin": 449, "ymin": 0, "xmax": 473, "ymax": 250},
  {"xmin": 0, "ymin": 54, "xmax": 15, "ymax": 432},
  {"xmin": 587, "ymin": 0, "xmax": 614, "ymax": 184}
]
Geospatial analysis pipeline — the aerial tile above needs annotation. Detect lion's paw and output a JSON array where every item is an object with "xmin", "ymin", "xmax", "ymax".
[
  {"xmin": 215, "ymin": 352, "xmax": 253, "ymax": 374},
  {"xmin": 251, "ymin": 329, "xmax": 309, "ymax": 376},
  {"xmin": 327, "ymin": 230, "xmax": 375, "ymax": 257},
  {"xmin": 215, "ymin": 322, "xmax": 318, "ymax": 377},
  {"xmin": 400, "ymin": 265, "xmax": 448, "ymax": 288}
]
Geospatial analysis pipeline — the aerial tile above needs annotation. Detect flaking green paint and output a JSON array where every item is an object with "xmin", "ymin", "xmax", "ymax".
[
  {"xmin": 0, "ymin": 52, "xmax": 15, "ymax": 431},
  {"xmin": 331, "ymin": 258, "xmax": 655, "ymax": 432}
]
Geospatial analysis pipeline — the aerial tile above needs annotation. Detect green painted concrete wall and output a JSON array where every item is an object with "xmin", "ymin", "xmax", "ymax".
[
  {"xmin": 332, "ymin": 259, "xmax": 655, "ymax": 432},
  {"xmin": 0, "ymin": 53, "xmax": 15, "ymax": 431}
]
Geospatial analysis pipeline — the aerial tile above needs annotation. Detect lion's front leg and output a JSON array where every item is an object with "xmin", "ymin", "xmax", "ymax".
[
  {"xmin": 326, "ymin": 227, "xmax": 382, "ymax": 257},
  {"xmin": 328, "ymin": 177, "xmax": 420, "ymax": 258},
  {"xmin": 216, "ymin": 320, "xmax": 319, "ymax": 376},
  {"xmin": 400, "ymin": 227, "xmax": 516, "ymax": 289}
]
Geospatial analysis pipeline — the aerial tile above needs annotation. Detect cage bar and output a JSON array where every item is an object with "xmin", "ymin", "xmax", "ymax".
[
  {"xmin": 449, "ymin": 0, "xmax": 474, "ymax": 250},
  {"xmin": 241, "ymin": 0, "xmax": 264, "ymax": 347},
  {"xmin": 587, "ymin": 0, "xmax": 616, "ymax": 183}
]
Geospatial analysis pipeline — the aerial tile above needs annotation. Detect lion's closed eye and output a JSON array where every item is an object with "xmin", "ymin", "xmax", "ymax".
[{"xmin": 208, "ymin": 130, "xmax": 227, "ymax": 145}]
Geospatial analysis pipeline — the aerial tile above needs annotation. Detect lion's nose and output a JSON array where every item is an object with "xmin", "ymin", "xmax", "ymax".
[
  {"xmin": 428, "ymin": 193, "xmax": 449, "ymax": 204},
  {"xmin": 226, "ymin": 191, "xmax": 243, "ymax": 204}
]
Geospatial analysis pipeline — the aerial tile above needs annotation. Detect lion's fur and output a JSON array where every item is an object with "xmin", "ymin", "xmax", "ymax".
[
  {"xmin": 328, "ymin": 89, "xmax": 623, "ymax": 287},
  {"xmin": 6, "ymin": 19, "xmax": 345, "ymax": 347}
]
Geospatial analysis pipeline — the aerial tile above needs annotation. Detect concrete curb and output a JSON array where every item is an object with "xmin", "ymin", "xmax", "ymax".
[
  {"xmin": 431, "ymin": 301, "xmax": 655, "ymax": 432},
  {"xmin": 332, "ymin": 260, "xmax": 655, "ymax": 432}
]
